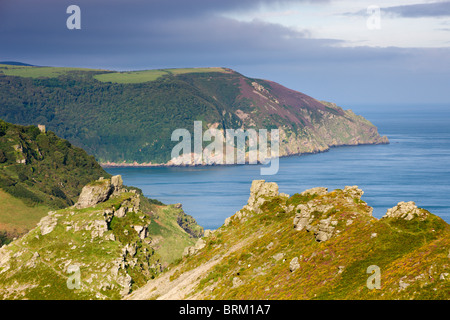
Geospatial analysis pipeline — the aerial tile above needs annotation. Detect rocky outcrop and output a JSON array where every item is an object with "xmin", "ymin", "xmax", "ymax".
[
  {"xmin": 383, "ymin": 201, "xmax": 429, "ymax": 221},
  {"xmin": 292, "ymin": 185, "xmax": 369, "ymax": 242},
  {"xmin": 301, "ymin": 187, "xmax": 328, "ymax": 197},
  {"xmin": 74, "ymin": 175, "xmax": 125, "ymax": 209},
  {"xmin": 75, "ymin": 178, "xmax": 112, "ymax": 209},
  {"xmin": 0, "ymin": 175, "xmax": 161, "ymax": 300},
  {"xmin": 127, "ymin": 181, "xmax": 449, "ymax": 301},
  {"xmin": 225, "ymin": 180, "xmax": 280, "ymax": 226}
]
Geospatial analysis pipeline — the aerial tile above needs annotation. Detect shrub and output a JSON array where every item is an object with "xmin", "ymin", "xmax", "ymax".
[
  {"xmin": 0, "ymin": 150, "xmax": 6, "ymax": 163},
  {"xmin": 51, "ymin": 185, "xmax": 68, "ymax": 200},
  {"xmin": 0, "ymin": 120, "xmax": 7, "ymax": 137}
]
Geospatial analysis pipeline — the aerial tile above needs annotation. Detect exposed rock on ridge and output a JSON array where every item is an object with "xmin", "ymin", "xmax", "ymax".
[
  {"xmin": 0, "ymin": 175, "xmax": 161, "ymax": 300},
  {"xmin": 127, "ymin": 180, "xmax": 449, "ymax": 301},
  {"xmin": 383, "ymin": 201, "xmax": 429, "ymax": 221},
  {"xmin": 75, "ymin": 176, "xmax": 124, "ymax": 209}
]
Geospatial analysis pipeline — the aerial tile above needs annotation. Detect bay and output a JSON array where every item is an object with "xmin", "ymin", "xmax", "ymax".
[{"xmin": 106, "ymin": 104, "xmax": 450, "ymax": 229}]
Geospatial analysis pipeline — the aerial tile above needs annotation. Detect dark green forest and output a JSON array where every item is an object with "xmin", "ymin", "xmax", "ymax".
[
  {"xmin": 0, "ymin": 118, "xmax": 108, "ymax": 208},
  {"xmin": 0, "ymin": 71, "xmax": 245, "ymax": 164}
]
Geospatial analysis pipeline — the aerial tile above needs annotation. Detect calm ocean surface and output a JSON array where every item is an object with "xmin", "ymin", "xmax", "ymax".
[{"xmin": 106, "ymin": 104, "xmax": 450, "ymax": 229}]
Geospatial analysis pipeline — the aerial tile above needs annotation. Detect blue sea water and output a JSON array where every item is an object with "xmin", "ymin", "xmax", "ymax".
[{"xmin": 106, "ymin": 104, "xmax": 450, "ymax": 229}]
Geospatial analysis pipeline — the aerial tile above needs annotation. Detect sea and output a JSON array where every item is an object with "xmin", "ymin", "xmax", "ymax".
[{"xmin": 106, "ymin": 104, "xmax": 450, "ymax": 230}]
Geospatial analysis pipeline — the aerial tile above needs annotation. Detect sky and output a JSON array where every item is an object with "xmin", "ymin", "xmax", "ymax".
[{"xmin": 0, "ymin": 0, "xmax": 449, "ymax": 106}]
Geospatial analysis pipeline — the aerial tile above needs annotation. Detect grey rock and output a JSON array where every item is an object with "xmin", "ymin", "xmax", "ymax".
[
  {"xmin": 133, "ymin": 225, "xmax": 148, "ymax": 240},
  {"xmin": 118, "ymin": 273, "xmax": 132, "ymax": 296},
  {"xmin": 383, "ymin": 201, "xmax": 429, "ymax": 221},
  {"xmin": 115, "ymin": 206, "xmax": 127, "ymax": 218},
  {"xmin": 194, "ymin": 238, "xmax": 206, "ymax": 251},
  {"xmin": 37, "ymin": 212, "xmax": 58, "ymax": 235},
  {"xmin": 293, "ymin": 202, "xmax": 337, "ymax": 242},
  {"xmin": 111, "ymin": 175, "xmax": 123, "ymax": 193},
  {"xmin": 398, "ymin": 278, "xmax": 410, "ymax": 291},
  {"xmin": 173, "ymin": 203, "xmax": 183, "ymax": 209},
  {"xmin": 75, "ymin": 179, "xmax": 113, "ymax": 209},
  {"xmin": 272, "ymin": 252, "xmax": 284, "ymax": 261},
  {"xmin": 301, "ymin": 187, "xmax": 328, "ymax": 197},
  {"xmin": 183, "ymin": 238, "xmax": 207, "ymax": 257},
  {"xmin": 89, "ymin": 220, "xmax": 108, "ymax": 239},
  {"xmin": 439, "ymin": 273, "xmax": 449, "ymax": 280},
  {"xmin": 232, "ymin": 277, "xmax": 243, "ymax": 288},
  {"xmin": 344, "ymin": 186, "xmax": 364, "ymax": 199},
  {"xmin": 289, "ymin": 257, "xmax": 300, "ymax": 272},
  {"xmin": 223, "ymin": 180, "xmax": 279, "ymax": 226}
]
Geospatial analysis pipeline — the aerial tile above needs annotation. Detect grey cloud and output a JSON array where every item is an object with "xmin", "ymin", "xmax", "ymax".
[
  {"xmin": 343, "ymin": 1, "xmax": 450, "ymax": 18},
  {"xmin": 0, "ymin": 0, "xmax": 449, "ymax": 104},
  {"xmin": 383, "ymin": 1, "xmax": 450, "ymax": 18}
]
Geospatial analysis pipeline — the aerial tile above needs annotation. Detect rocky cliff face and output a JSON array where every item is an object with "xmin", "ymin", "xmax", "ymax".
[
  {"xmin": 127, "ymin": 180, "xmax": 449, "ymax": 300},
  {"xmin": 0, "ymin": 175, "xmax": 161, "ymax": 299}
]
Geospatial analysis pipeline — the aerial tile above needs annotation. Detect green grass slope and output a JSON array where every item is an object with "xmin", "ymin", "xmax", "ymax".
[{"xmin": 147, "ymin": 204, "xmax": 203, "ymax": 266}]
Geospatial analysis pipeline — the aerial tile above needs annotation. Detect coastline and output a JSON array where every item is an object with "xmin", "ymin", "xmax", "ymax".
[{"xmin": 100, "ymin": 138, "xmax": 389, "ymax": 168}]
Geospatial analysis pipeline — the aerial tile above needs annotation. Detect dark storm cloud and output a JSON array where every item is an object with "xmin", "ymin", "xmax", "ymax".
[
  {"xmin": 0, "ymin": 0, "xmax": 336, "ymax": 68},
  {"xmin": 0, "ymin": 0, "xmax": 449, "ymax": 104}
]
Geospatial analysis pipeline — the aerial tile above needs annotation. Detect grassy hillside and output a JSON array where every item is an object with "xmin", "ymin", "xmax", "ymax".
[
  {"xmin": 148, "ymin": 204, "xmax": 203, "ymax": 265},
  {"xmin": 0, "ymin": 189, "xmax": 50, "ymax": 241},
  {"xmin": 128, "ymin": 181, "xmax": 450, "ymax": 300},
  {"xmin": 0, "ymin": 119, "xmax": 108, "ymax": 240},
  {"xmin": 0, "ymin": 64, "xmax": 388, "ymax": 165},
  {"xmin": 0, "ymin": 176, "xmax": 202, "ymax": 299}
]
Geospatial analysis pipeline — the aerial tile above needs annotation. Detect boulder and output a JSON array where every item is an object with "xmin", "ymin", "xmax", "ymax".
[
  {"xmin": 232, "ymin": 277, "xmax": 243, "ymax": 288},
  {"xmin": 289, "ymin": 257, "xmax": 300, "ymax": 272},
  {"xmin": 75, "ymin": 179, "xmax": 113, "ymax": 209},
  {"xmin": 111, "ymin": 175, "xmax": 123, "ymax": 193},
  {"xmin": 182, "ymin": 238, "xmax": 207, "ymax": 257}
]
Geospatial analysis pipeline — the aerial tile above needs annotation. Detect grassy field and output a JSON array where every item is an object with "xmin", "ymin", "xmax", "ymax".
[
  {"xmin": 94, "ymin": 67, "xmax": 228, "ymax": 83},
  {"xmin": 0, "ymin": 64, "xmax": 102, "ymax": 78},
  {"xmin": 0, "ymin": 64, "xmax": 228, "ymax": 83},
  {"xmin": 93, "ymin": 69, "xmax": 171, "ymax": 83},
  {"xmin": 165, "ymin": 67, "xmax": 227, "ymax": 75},
  {"xmin": 0, "ymin": 189, "xmax": 50, "ymax": 235}
]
